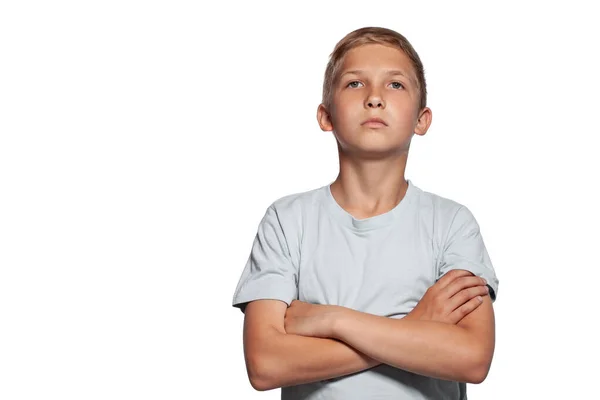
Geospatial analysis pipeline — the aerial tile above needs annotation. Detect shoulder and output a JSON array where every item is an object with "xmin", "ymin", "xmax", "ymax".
[
  {"xmin": 266, "ymin": 184, "xmax": 326, "ymax": 222},
  {"xmin": 409, "ymin": 182, "xmax": 481, "ymax": 242},
  {"xmin": 258, "ymin": 185, "xmax": 327, "ymax": 263},
  {"xmin": 411, "ymin": 182, "xmax": 468, "ymax": 221},
  {"xmin": 255, "ymin": 184, "xmax": 327, "ymax": 243},
  {"xmin": 270, "ymin": 185, "xmax": 324, "ymax": 208}
]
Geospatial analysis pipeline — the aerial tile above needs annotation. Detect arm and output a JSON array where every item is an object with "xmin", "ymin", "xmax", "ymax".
[
  {"xmin": 247, "ymin": 270, "xmax": 489, "ymax": 390},
  {"xmin": 243, "ymin": 299, "xmax": 380, "ymax": 391},
  {"xmin": 235, "ymin": 206, "xmax": 380, "ymax": 390},
  {"xmin": 331, "ymin": 294, "xmax": 495, "ymax": 383}
]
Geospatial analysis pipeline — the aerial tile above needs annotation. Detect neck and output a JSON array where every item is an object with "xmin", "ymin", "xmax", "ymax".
[{"xmin": 330, "ymin": 150, "xmax": 409, "ymax": 219}]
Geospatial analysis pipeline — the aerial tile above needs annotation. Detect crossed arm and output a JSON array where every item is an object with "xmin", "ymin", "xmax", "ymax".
[
  {"xmin": 244, "ymin": 300, "xmax": 381, "ymax": 391},
  {"xmin": 243, "ymin": 269, "xmax": 495, "ymax": 391},
  {"xmin": 323, "ymin": 295, "xmax": 494, "ymax": 383}
]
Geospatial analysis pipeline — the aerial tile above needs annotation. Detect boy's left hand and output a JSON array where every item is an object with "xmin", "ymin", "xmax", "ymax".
[{"xmin": 284, "ymin": 300, "xmax": 345, "ymax": 338}]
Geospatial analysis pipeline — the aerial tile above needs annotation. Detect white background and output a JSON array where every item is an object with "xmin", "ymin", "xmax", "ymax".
[{"xmin": 1, "ymin": 1, "xmax": 599, "ymax": 399}]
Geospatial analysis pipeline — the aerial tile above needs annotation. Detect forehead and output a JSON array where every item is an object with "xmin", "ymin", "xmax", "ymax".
[{"xmin": 338, "ymin": 43, "xmax": 417, "ymax": 83}]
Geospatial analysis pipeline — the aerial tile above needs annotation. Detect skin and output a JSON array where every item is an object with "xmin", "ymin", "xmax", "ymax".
[
  {"xmin": 317, "ymin": 43, "xmax": 432, "ymax": 219},
  {"xmin": 282, "ymin": 43, "xmax": 494, "ymax": 383},
  {"xmin": 245, "ymin": 270, "xmax": 490, "ymax": 390},
  {"xmin": 284, "ymin": 292, "xmax": 495, "ymax": 383},
  {"xmin": 243, "ymin": 43, "xmax": 494, "ymax": 390},
  {"xmin": 321, "ymin": 44, "xmax": 430, "ymax": 159}
]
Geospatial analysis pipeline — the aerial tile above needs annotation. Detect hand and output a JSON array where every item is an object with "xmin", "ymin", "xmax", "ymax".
[
  {"xmin": 405, "ymin": 269, "xmax": 489, "ymax": 324},
  {"xmin": 284, "ymin": 300, "xmax": 344, "ymax": 338}
]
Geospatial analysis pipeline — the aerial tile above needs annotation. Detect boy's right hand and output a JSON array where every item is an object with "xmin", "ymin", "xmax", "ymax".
[{"xmin": 404, "ymin": 269, "xmax": 489, "ymax": 325}]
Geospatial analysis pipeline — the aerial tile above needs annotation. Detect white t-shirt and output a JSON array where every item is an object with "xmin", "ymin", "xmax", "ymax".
[{"xmin": 232, "ymin": 179, "xmax": 499, "ymax": 399}]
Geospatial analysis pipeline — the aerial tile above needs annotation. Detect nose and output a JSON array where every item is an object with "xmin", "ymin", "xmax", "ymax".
[{"xmin": 365, "ymin": 91, "xmax": 385, "ymax": 109}]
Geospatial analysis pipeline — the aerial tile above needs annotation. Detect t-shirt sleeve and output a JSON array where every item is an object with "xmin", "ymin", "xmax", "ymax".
[
  {"xmin": 438, "ymin": 205, "xmax": 499, "ymax": 302},
  {"xmin": 232, "ymin": 205, "xmax": 299, "ymax": 313}
]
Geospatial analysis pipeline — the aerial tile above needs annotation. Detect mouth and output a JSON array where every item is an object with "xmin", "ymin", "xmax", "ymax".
[{"xmin": 362, "ymin": 117, "xmax": 388, "ymax": 127}]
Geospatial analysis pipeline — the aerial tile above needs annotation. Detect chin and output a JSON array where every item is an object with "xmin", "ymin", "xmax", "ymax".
[
  {"xmin": 341, "ymin": 144, "xmax": 408, "ymax": 159},
  {"xmin": 335, "ymin": 131, "xmax": 411, "ymax": 154},
  {"xmin": 358, "ymin": 137, "xmax": 409, "ymax": 152}
]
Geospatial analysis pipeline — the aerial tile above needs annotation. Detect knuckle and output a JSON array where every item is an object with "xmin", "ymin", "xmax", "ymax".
[
  {"xmin": 454, "ymin": 289, "xmax": 470, "ymax": 304},
  {"xmin": 448, "ymin": 283, "xmax": 463, "ymax": 296},
  {"xmin": 460, "ymin": 276, "xmax": 479, "ymax": 289},
  {"xmin": 460, "ymin": 290, "xmax": 471, "ymax": 301},
  {"xmin": 444, "ymin": 270, "xmax": 460, "ymax": 280},
  {"xmin": 450, "ymin": 269, "xmax": 467, "ymax": 278},
  {"xmin": 454, "ymin": 269, "xmax": 473, "ymax": 277},
  {"xmin": 465, "ymin": 303, "xmax": 476, "ymax": 313},
  {"xmin": 456, "ymin": 277, "xmax": 471, "ymax": 287},
  {"xmin": 452, "ymin": 309, "xmax": 464, "ymax": 320},
  {"xmin": 454, "ymin": 276, "xmax": 471, "ymax": 289},
  {"xmin": 460, "ymin": 293, "xmax": 472, "ymax": 305},
  {"xmin": 462, "ymin": 301, "xmax": 476, "ymax": 312}
]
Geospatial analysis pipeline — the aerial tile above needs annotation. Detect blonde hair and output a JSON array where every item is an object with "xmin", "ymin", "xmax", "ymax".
[{"xmin": 322, "ymin": 27, "xmax": 427, "ymax": 112}]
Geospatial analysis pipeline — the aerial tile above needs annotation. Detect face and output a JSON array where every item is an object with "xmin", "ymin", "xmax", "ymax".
[{"xmin": 318, "ymin": 44, "xmax": 432, "ymax": 157}]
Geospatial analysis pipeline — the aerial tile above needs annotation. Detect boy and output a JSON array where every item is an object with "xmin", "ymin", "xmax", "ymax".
[{"xmin": 232, "ymin": 27, "xmax": 499, "ymax": 399}]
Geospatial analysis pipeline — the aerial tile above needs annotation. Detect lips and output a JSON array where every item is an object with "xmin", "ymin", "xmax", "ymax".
[{"xmin": 362, "ymin": 117, "xmax": 388, "ymax": 126}]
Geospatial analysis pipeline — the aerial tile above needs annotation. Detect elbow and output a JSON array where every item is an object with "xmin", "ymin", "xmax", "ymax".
[
  {"xmin": 245, "ymin": 325, "xmax": 288, "ymax": 391},
  {"xmin": 249, "ymin": 374, "xmax": 276, "ymax": 392},
  {"xmin": 247, "ymin": 354, "xmax": 278, "ymax": 391},
  {"xmin": 464, "ymin": 350, "xmax": 493, "ymax": 384},
  {"xmin": 248, "ymin": 364, "xmax": 269, "ymax": 392},
  {"xmin": 466, "ymin": 365, "xmax": 489, "ymax": 384},
  {"xmin": 249, "ymin": 376, "xmax": 273, "ymax": 392}
]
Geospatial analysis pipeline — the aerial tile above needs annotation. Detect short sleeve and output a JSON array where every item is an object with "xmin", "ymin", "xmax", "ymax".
[
  {"xmin": 438, "ymin": 206, "xmax": 499, "ymax": 302},
  {"xmin": 232, "ymin": 205, "xmax": 299, "ymax": 313}
]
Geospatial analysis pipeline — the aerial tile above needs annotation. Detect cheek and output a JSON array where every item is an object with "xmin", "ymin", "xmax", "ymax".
[
  {"xmin": 388, "ymin": 99, "xmax": 418, "ymax": 120},
  {"xmin": 334, "ymin": 99, "xmax": 360, "ymax": 119}
]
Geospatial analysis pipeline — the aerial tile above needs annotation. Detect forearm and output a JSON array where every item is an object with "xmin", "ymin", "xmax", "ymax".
[
  {"xmin": 332, "ymin": 311, "xmax": 486, "ymax": 383},
  {"xmin": 249, "ymin": 328, "xmax": 380, "ymax": 391}
]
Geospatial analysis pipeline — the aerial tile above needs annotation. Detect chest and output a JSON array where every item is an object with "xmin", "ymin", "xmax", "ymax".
[{"xmin": 297, "ymin": 221, "xmax": 437, "ymax": 317}]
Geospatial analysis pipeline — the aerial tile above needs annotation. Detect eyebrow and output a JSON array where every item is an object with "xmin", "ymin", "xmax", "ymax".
[{"xmin": 340, "ymin": 69, "xmax": 417, "ymax": 86}]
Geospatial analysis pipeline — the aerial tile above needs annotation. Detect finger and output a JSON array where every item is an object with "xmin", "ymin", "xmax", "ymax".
[
  {"xmin": 444, "ymin": 276, "xmax": 487, "ymax": 298},
  {"xmin": 435, "ymin": 269, "xmax": 474, "ymax": 290},
  {"xmin": 447, "ymin": 285, "xmax": 489, "ymax": 312},
  {"xmin": 448, "ymin": 295, "xmax": 484, "ymax": 324}
]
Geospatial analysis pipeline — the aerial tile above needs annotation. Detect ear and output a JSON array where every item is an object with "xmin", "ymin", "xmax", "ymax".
[
  {"xmin": 317, "ymin": 104, "xmax": 334, "ymax": 132},
  {"xmin": 414, "ymin": 107, "xmax": 432, "ymax": 136}
]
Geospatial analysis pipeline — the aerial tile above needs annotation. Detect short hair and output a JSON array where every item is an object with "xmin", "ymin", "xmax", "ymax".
[{"xmin": 322, "ymin": 27, "xmax": 427, "ymax": 112}]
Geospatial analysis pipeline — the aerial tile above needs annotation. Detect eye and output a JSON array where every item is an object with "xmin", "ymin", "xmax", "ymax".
[
  {"xmin": 347, "ymin": 81, "xmax": 363, "ymax": 89},
  {"xmin": 390, "ymin": 81, "xmax": 404, "ymax": 89}
]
